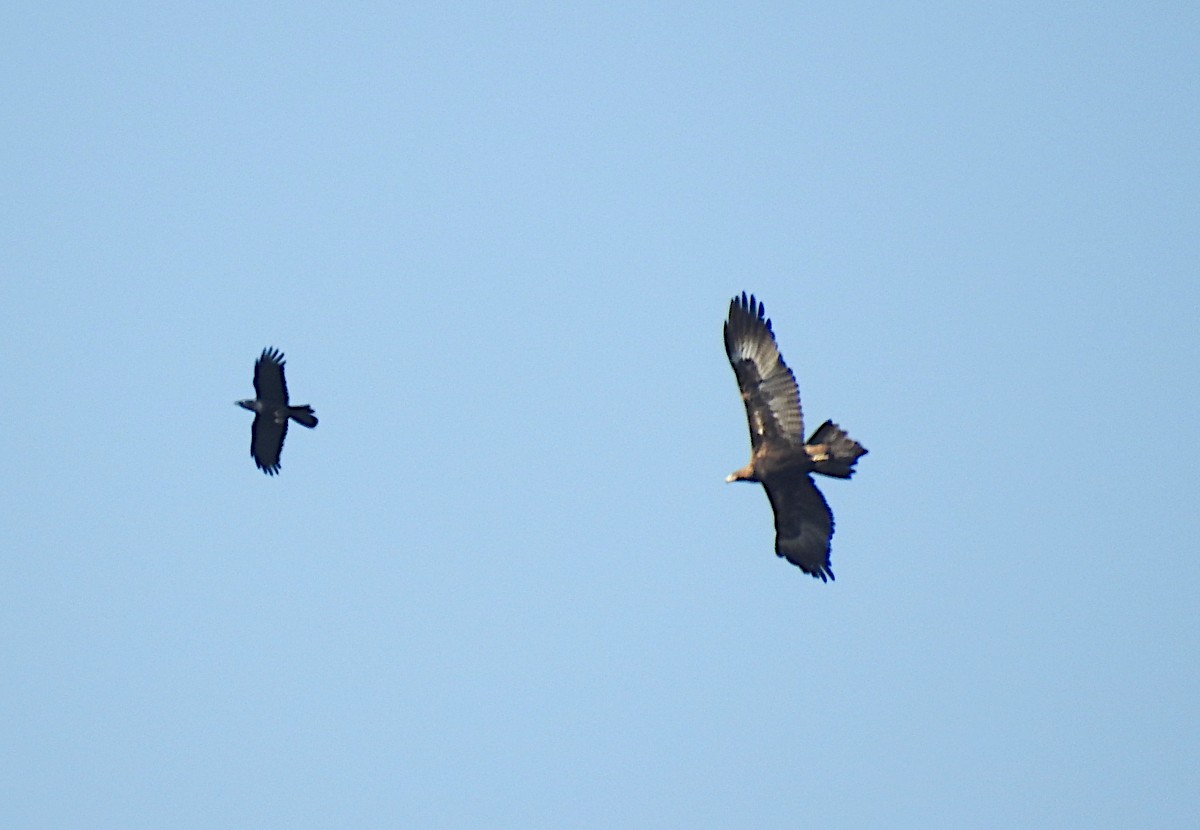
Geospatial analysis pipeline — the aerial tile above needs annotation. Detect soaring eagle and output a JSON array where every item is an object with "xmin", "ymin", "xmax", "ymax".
[
  {"xmin": 236, "ymin": 347, "xmax": 318, "ymax": 475},
  {"xmin": 724, "ymin": 293, "xmax": 867, "ymax": 580}
]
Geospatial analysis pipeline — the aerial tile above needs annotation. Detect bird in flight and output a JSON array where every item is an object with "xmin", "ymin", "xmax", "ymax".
[
  {"xmin": 724, "ymin": 293, "xmax": 867, "ymax": 580},
  {"xmin": 236, "ymin": 347, "xmax": 318, "ymax": 475}
]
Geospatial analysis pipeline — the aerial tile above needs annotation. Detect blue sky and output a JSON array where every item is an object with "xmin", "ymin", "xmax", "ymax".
[{"xmin": 3, "ymin": 2, "xmax": 1197, "ymax": 827}]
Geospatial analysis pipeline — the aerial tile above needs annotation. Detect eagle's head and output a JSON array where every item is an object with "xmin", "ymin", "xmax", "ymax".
[{"xmin": 726, "ymin": 464, "xmax": 757, "ymax": 484}]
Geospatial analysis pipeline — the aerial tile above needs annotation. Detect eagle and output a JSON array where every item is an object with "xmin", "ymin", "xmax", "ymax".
[
  {"xmin": 724, "ymin": 293, "xmax": 867, "ymax": 581},
  {"xmin": 236, "ymin": 347, "xmax": 318, "ymax": 475}
]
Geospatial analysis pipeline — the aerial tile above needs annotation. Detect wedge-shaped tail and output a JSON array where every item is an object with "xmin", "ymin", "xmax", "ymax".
[
  {"xmin": 289, "ymin": 405, "xmax": 318, "ymax": 428},
  {"xmin": 806, "ymin": 420, "xmax": 867, "ymax": 479}
]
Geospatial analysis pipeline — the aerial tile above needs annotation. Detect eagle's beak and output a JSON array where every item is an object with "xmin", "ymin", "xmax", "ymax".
[{"xmin": 725, "ymin": 473, "xmax": 737, "ymax": 483}]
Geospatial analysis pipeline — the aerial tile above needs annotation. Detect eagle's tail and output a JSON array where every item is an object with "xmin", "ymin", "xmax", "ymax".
[
  {"xmin": 289, "ymin": 405, "xmax": 319, "ymax": 429},
  {"xmin": 807, "ymin": 420, "xmax": 867, "ymax": 478}
]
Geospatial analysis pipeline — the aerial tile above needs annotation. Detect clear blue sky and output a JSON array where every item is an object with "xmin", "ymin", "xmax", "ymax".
[{"xmin": 3, "ymin": 3, "xmax": 1197, "ymax": 827}]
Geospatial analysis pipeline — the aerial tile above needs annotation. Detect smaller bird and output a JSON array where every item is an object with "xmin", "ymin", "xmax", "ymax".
[{"xmin": 236, "ymin": 347, "xmax": 318, "ymax": 475}]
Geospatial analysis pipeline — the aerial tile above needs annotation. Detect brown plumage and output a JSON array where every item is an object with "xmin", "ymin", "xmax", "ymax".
[
  {"xmin": 236, "ymin": 348, "xmax": 318, "ymax": 476},
  {"xmin": 724, "ymin": 293, "xmax": 867, "ymax": 580}
]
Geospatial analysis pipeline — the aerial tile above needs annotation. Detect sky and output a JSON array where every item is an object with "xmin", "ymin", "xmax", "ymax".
[{"xmin": 2, "ymin": 2, "xmax": 1198, "ymax": 827}]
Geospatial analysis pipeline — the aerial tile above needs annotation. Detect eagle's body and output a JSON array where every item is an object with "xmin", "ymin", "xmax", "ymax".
[
  {"xmin": 236, "ymin": 347, "xmax": 317, "ymax": 475},
  {"xmin": 724, "ymin": 293, "xmax": 866, "ymax": 581}
]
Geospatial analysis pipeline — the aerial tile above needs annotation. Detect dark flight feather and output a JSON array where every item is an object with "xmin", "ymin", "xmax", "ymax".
[
  {"xmin": 237, "ymin": 347, "xmax": 318, "ymax": 476},
  {"xmin": 724, "ymin": 293, "xmax": 866, "ymax": 580}
]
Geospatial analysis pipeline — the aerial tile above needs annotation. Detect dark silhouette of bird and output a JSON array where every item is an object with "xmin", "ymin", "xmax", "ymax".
[
  {"xmin": 236, "ymin": 348, "xmax": 318, "ymax": 475},
  {"xmin": 724, "ymin": 293, "xmax": 867, "ymax": 580}
]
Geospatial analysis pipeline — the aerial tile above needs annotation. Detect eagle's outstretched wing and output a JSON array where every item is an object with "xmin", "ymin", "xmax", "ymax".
[
  {"xmin": 250, "ymin": 412, "xmax": 287, "ymax": 476},
  {"xmin": 254, "ymin": 347, "xmax": 289, "ymax": 405},
  {"xmin": 724, "ymin": 292, "xmax": 804, "ymax": 450},
  {"xmin": 248, "ymin": 348, "xmax": 289, "ymax": 475},
  {"xmin": 763, "ymin": 473, "xmax": 835, "ymax": 581}
]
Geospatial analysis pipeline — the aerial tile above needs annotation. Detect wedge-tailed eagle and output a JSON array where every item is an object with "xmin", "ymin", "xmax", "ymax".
[
  {"xmin": 236, "ymin": 347, "xmax": 318, "ymax": 475},
  {"xmin": 724, "ymin": 293, "xmax": 867, "ymax": 580}
]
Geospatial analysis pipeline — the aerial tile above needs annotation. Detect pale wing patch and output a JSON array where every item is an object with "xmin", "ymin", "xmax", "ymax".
[{"xmin": 728, "ymin": 329, "xmax": 805, "ymax": 443}]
